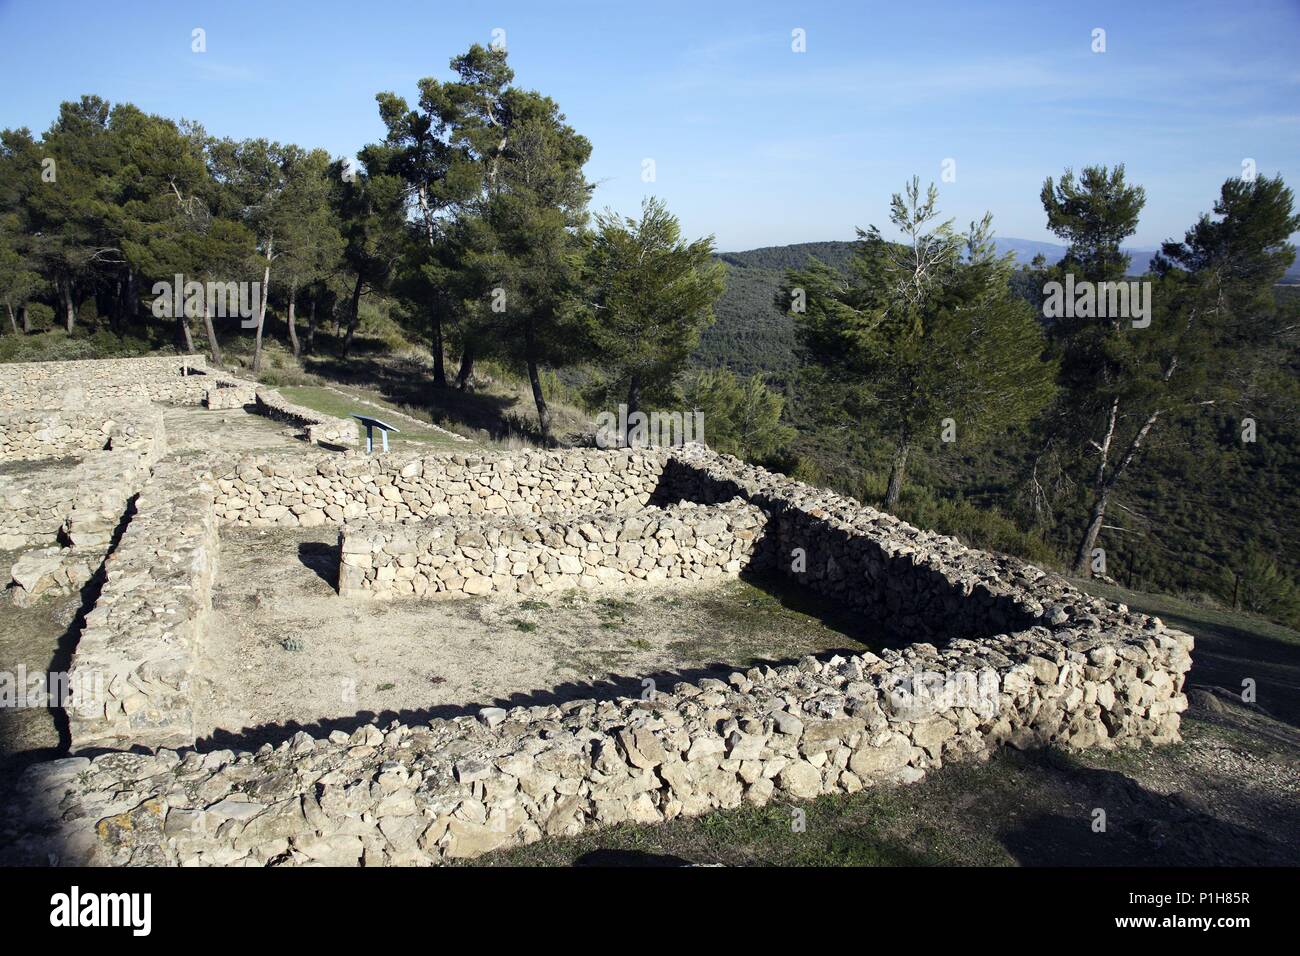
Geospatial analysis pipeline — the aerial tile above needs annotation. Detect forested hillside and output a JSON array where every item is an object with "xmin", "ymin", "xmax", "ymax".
[{"xmin": 701, "ymin": 223, "xmax": 1300, "ymax": 624}]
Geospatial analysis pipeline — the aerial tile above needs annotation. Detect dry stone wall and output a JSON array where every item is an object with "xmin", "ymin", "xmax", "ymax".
[
  {"xmin": 339, "ymin": 498, "xmax": 765, "ymax": 599},
  {"xmin": 0, "ymin": 410, "xmax": 117, "ymax": 461},
  {"xmin": 213, "ymin": 447, "xmax": 668, "ymax": 527},
  {"xmin": 65, "ymin": 459, "xmax": 219, "ymax": 751},
  {"xmin": 6, "ymin": 604, "xmax": 1192, "ymax": 867},
  {"xmin": 7, "ymin": 545, "xmax": 98, "ymax": 607},
  {"xmin": 659, "ymin": 448, "xmax": 1039, "ymax": 641},
  {"xmin": 204, "ymin": 381, "xmax": 257, "ymax": 410},
  {"xmin": 0, "ymin": 405, "xmax": 165, "ymax": 549},
  {"xmin": 0, "ymin": 354, "xmax": 212, "ymax": 410},
  {"xmin": 252, "ymin": 389, "xmax": 357, "ymax": 447}
]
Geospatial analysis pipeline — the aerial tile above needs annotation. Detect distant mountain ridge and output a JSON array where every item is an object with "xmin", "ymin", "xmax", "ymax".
[
  {"xmin": 719, "ymin": 237, "xmax": 1300, "ymax": 281},
  {"xmin": 722, "ymin": 238, "xmax": 1144, "ymax": 276}
]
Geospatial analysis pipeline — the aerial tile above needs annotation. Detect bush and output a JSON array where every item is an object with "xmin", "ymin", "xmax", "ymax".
[
  {"xmin": 1218, "ymin": 551, "xmax": 1300, "ymax": 628},
  {"xmin": 895, "ymin": 486, "xmax": 1060, "ymax": 566},
  {"xmin": 0, "ymin": 327, "xmax": 155, "ymax": 364}
]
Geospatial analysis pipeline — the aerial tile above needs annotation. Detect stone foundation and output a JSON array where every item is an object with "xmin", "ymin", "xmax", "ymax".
[
  {"xmin": 0, "ymin": 410, "xmax": 116, "ymax": 461},
  {"xmin": 204, "ymin": 382, "xmax": 257, "ymax": 410},
  {"xmin": 8, "ymin": 612, "xmax": 1191, "ymax": 867},
  {"xmin": 0, "ymin": 405, "xmax": 165, "ymax": 550},
  {"xmin": 65, "ymin": 460, "xmax": 219, "ymax": 751},
  {"xmin": 7, "ymin": 545, "xmax": 99, "ymax": 607},
  {"xmin": 0, "ymin": 354, "xmax": 211, "ymax": 410},
  {"xmin": 213, "ymin": 447, "xmax": 668, "ymax": 526},
  {"xmin": 253, "ymin": 390, "xmax": 357, "ymax": 447}
]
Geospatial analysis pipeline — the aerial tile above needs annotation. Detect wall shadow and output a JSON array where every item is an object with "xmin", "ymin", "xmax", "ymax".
[{"xmin": 995, "ymin": 748, "xmax": 1298, "ymax": 866}]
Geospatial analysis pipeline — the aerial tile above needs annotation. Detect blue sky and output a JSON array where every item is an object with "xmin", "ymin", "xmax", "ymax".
[{"xmin": 1, "ymin": 0, "xmax": 1297, "ymax": 251}]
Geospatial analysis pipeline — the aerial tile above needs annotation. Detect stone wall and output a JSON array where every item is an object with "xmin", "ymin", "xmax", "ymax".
[
  {"xmin": 204, "ymin": 381, "xmax": 257, "ymax": 410},
  {"xmin": 7, "ymin": 545, "xmax": 98, "ymax": 607},
  {"xmin": 6, "ymin": 606, "xmax": 1192, "ymax": 866},
  {"xmin": 0, "ymin": 354, "xmax": 212, "ymax": 410},
  {"xmin": 658, "ymin": 447, "xmax": 1038, "ymax": 641},
  {"xmin": 253, "ymin": 390, "xmax": 358, "ymax": 447},
  {"xmin": 0, "ymin": 405, "xmax": 165, "ymax": 549},
  {"xmin": 65, "ymin": 459, "xmax": 220, "ymax": 751},
  {"xmin": 339, "ymin": 498, "xmax": 765, "ymax": 599},
  {"xmin": 0, "ymin": 410, "xmax": 116, "ymax": 461},
  {"xmin": 213, "ymin": 447, "xmax": 668, "ymax": 527}
]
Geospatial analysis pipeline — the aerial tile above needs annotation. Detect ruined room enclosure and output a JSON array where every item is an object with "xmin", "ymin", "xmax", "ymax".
[
  {"xmin": 200, "ymin": 524, "xmax": 883, "ymax": 749},
  {"xmin": 186, "ymin": 443, "xmax": 1073, "ymax": 751},
  {"xmin": 0, "ymin": 355, "xmax": 357, "ymax": 769}
]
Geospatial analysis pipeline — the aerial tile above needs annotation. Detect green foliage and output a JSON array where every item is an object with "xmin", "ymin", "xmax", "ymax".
[
  {"xmin": 1040, "ymin": 164, "xmax": 1146, "ymax": 281},
  {"xmin": 782, "ymin": 178, "xmax": 1056, "ymax": 506},
  {"xmin": 581, "ymin": 197, "xmax": 725, "ymax": 420},
  {"xmin": 680, "ymin": 368, "xmax": 793, "ymax": 461},
  {"xmin": 1219, "ymin": 551, "xmax": 1300, "ymax": 628}
]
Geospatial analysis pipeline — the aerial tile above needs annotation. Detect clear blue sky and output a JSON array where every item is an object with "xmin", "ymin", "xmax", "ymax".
[{"xmin": 2, "ymin": 0, "xmax": 1297, "ymax": 251}]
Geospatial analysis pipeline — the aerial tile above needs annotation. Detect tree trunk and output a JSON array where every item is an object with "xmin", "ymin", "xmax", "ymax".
[
  {"xmin": 306, "ymin": 292, "xmax": 317, "ymax": 355},
  {"xmin": 1073, "ymin": 491, "xmax": 1111, "ymax": 575},
  {"xmin": 20, "ymin": 304, "xmax": 30, "ymax": 334},
  {"xmin": 109, "ymin": 276, "xmax": 123, "ymax": 333},
  {"xmin": 5, "ymin": 303, "xmax": 17, "ymax": 334},
  {"xmin": 1071, "ymin": 406, "xmax": 1161, "ymax": 573},
  {"xmin": 59, "ymin": 277, "xmax": 75, "ymax": 333},
  {"xmin": 341, "ymin": 273, "xmax": 363, "ymax": 359},
  {"xmin": 884, "ymin": 440, "xmax": 910, "ymax": 510},
  {"xmin": 126, "ymin": 268, "xmax": 139, "ymax": 323},
  {"xmin": 624, "ymin": 375, "xmax": 642, "ymax": 446},
  {"xmin": 203, "ymin": 300, "xmax": 223, "ymax": 366},
  {"xmin": 431, "ymin": 307, "xmax": 447, "ymax": 388},
  {"xmin": 456, "ymin": 345, "xmax": 476, "ymax": 391},
  {"xmin": 252, "ymin": 243, "xmax": 272, "ymax": 373},
  {"xmin": 287, "ymin": 283, "xmax": 300, "ymax": 359},
  {"xmin": 524, "ymin": 320, "xmax": 551, "ymax": 443},
  {"xmin": 177, "ymin": 312, "xmax": 195, "ymax": 353}
]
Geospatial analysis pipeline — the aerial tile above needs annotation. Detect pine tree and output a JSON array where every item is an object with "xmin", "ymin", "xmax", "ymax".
[
  {"xmin": 782, "ymin": 178, "xmax": 1057, "ymax": 510},
  {"xmin": 581, "ymin": 197, "xmax": 725, "ymax": 439}
]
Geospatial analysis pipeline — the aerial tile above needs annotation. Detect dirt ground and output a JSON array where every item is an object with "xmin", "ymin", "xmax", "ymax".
[
  {"xmin": 198, "ymin": 524, "xmax": 879, "ymax": 750},
  {"xmin": 161, "ymin": 404, "xmax": 314, "ymax": 459},
  {"xmin": 0, "ymin": 555, "xmax": 90, "ymax": 774}
]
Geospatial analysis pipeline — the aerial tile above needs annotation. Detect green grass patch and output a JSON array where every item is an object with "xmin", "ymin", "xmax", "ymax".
[
  {"xmin": 1075, "ymin": 578, "xmax": 1300, "ymax": 648},
  {"xmin": 278, "ymin": 385, "xmax": 464, "ymax": 449}
]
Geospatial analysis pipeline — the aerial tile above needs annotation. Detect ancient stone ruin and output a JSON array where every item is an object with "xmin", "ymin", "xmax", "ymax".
[{"xmin": 1, "ymin": 355, "xmax": 1194, "ymax": 866}]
